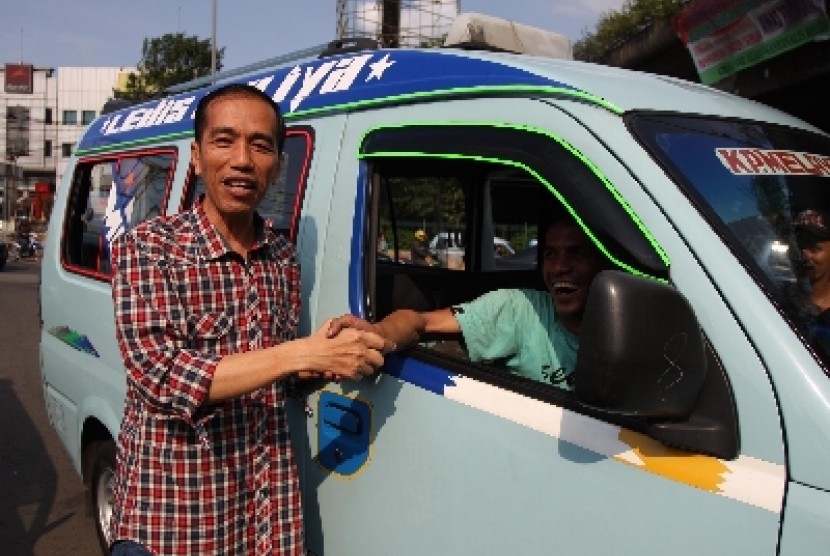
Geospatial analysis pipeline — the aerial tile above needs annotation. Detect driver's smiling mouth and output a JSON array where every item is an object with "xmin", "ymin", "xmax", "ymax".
[{"xmin": 552, "ymin": 280, "xmax": 579, "ymax": 295}]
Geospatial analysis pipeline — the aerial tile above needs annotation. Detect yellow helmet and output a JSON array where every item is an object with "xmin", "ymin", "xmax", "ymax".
[{"xmin": 414, "ymin": 229, "xmax": 427, "ymax": 241}]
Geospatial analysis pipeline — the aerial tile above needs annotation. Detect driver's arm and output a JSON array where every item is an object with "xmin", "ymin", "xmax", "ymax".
[{"xmin": 329, "ymin": 308, "xmax": 460, "ymax": 352}]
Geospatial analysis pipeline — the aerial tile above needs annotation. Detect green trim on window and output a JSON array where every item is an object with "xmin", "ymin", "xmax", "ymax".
[{"xmin": 359, "ymin": 122, "xmax": 669, "ymax": 280}]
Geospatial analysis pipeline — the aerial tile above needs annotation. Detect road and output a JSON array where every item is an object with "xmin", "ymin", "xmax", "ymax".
[{"xmin": 0, "ymin": 258, "xmax": 102, "ymax": 555}]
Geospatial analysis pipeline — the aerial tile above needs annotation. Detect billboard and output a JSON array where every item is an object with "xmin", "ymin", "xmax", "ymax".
[
  {"xmin": 674, "ymin": 0, "xmax": 830, "ymax": 85},
  {"xmin": 4, "ymin": 63, "xmax": 34, "ymax": 94}
]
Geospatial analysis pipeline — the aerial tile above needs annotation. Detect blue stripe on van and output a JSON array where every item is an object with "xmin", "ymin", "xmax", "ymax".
[
  {"xmin": 78, "ymin": 50, "xmax": 574, "ymax": 152},
  {"xmin": 348, "ymin": 163, "xmax": 368, "ymax": 316},
  {"xmin": 383, "ymin": 353, "xmax": 457, "ymax": 395}
]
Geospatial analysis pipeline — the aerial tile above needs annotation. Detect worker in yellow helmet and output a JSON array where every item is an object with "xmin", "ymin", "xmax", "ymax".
[{"xmin": 411, "ymin": 229, "xmax": 434, "ymax": 266}]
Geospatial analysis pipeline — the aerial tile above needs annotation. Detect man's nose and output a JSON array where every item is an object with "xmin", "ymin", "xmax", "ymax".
[
  {"xmin": 230, "ymin": 141, "xmax": 254, "ymax": 168},
  {"xmin": 551, "ymin": 254, "xmax": 572, "ymax": 273}
]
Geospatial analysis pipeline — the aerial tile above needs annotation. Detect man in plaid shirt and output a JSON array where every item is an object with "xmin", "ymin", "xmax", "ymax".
[{"xmin": 109, "ymin": 84, "xmax": 388, "ymax": 555}]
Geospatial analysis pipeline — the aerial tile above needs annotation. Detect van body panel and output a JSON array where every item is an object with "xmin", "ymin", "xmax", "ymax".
[
  {"xmin": 293, "ymin": 114, "xmax": 348, "ymax": 333},
  {"xmin": 543, "ymin": 103, "xmax": 788, "ymax": 462},
  {"xmin": 559, "ymin": 101, "xmax": 830, "ymax": 486},
  {"xmin": 779, "ymin": 481, "xmax": 830, "ymax": 554},
  {"xmin": 565, "ymin": 103, "xmax": 830, "ymax": 491},
  {"xmin": 293, "ymin": 98, "xmax": 789, "ymax": 554},
  {"xmin": 300, "ymin": 371, "xmax": 781, "ymax": 556}
]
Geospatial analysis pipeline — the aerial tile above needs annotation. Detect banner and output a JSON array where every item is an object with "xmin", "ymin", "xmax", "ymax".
[
  {"xmin": 4, "ymin": 64, "xmax": 33, "ymax": 94},
  {"xmin": 673, "ymin": 0, "xmax": 830, "ymax": 84}
]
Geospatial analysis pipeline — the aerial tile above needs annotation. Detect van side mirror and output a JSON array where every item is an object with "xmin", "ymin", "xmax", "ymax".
[{"xmin": 574, "ymin": 271, "xmax": 706, "ymax": 419}]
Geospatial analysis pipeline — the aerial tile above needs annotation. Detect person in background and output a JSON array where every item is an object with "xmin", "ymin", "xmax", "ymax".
[
  {"xmin": 410, "ymin": 228, "xmax": 435, "ymax": 266},
  {"xmin": 792, "ymin": 208, "xmax": 830, "ymax": 349},
  {"xmin": 108, "ymin": 83, "xmax": 389, "ymax": 555},
  {"xmin": 377, "ymin": 232, "xmax": 389, "ymax": 256},
  {"xmin": 331, "ymin": 213, "xmax": 610, "ymax": 389}
]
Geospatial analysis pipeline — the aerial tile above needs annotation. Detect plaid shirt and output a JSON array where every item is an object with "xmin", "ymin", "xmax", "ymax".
[{"xmin": 110, "ymin": 200, "xmax": 305, "ymax": 555}]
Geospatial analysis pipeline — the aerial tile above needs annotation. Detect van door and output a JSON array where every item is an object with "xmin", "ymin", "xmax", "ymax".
[{"xmin": 298, "ymin": 98, "xmax": 786, "ymax": 555}]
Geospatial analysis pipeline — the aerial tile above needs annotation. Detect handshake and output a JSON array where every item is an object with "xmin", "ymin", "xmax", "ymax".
[{"xmin": 296, "ymin": 314, "xmax": 396, "ymax": 382}]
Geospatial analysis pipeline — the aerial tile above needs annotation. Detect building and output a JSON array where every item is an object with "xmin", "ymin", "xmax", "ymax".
[{"xmin": 1, "ymin": 64, "xmax": 133, "ymax": 229}]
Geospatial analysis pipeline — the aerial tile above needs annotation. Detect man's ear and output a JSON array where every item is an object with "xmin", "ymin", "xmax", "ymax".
[{"xmin": 190, "ymin": 141, "xmax": 201, "ymax": 175}]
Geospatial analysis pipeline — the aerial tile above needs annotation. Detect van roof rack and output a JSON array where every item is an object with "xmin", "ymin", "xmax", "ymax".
[
  {"xmin": 443, "ymin": 12, "xmax": 572, "ymax": 59},
  {"xmin": 164, "ymin": 42, "xmax": 331, "ymax": 94},
  {"xmin": 319, "ymin": 37, "xmax": 379, "ymax": 57}
]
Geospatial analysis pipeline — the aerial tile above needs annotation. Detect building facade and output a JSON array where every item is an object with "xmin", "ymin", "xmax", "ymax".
[{"xmin": 1, "ymin": 64, "xmax": 133, "ymax": 229}]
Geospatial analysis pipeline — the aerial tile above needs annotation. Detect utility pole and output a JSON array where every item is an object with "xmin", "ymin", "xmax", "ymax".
[{"xmin": 211, "ymin": 0, "xmax": 217, "ymax": 75}]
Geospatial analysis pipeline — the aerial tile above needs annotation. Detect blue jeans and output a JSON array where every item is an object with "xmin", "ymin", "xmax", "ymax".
[{"xmin": 111, "ymin": 540, "xmax": 154, "ymax": 555}]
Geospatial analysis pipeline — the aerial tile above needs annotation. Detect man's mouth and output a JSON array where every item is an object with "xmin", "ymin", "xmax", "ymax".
[
  {"xmin": 552, "ymin": 280, "xmax": 579, "ymax": 296},
  {"xmin": 224, "ymin": 178, "xmax": 255, "ymax": 189}
]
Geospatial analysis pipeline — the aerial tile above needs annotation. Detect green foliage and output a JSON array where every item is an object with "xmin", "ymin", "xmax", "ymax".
[
  {"xmin": 573, "ymin": 0, "xmax": 689, "ymax": 62},
  {"xmin": 381, "ymin": 177, "xmax": 466, "ymax": 250},
  {"xmin": 114, "ymin": 33, "xmax": 225, "ymax": 101}
]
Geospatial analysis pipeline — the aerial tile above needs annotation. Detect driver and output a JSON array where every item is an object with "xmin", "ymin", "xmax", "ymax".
[{"xmin": 330, "ymin": 213, "xmax": 610, "ymax": 389}]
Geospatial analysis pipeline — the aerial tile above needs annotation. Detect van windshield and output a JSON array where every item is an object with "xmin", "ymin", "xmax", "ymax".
[{"xmin": 629, "ymin": 113, "xmax": 830, "ymax": 368}]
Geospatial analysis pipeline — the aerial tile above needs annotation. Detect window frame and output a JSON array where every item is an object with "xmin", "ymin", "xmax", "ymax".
[
  {"xmin": 62, "ymin": 110, "xmax": 77, "ymax": 125},
  {"xmin": 81, "ymin": 110, "xmax": 97, "ymax": 125},
  {"xmin": 60, "ymin": 147, "xmax": 178, "ymax": 281},
  {"xmin": 359, "ymin": 123, "xmax": 668, "ymax": 401}
]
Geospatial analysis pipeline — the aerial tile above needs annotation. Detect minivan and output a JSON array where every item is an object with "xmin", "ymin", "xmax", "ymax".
[{"xmin": 41, "ymin": 23, "xmax": 830, "ymax": 556}]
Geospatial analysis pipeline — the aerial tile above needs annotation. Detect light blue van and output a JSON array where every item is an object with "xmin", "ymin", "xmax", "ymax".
[{"xmin": 41, "ymin": 35, "xmax": 830, "ymax": 555}]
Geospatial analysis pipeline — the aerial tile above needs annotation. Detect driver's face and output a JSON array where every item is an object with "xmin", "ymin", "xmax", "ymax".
[{"xmin": 541, "ymin": 221, "xmax": 606, "ymax": 334}]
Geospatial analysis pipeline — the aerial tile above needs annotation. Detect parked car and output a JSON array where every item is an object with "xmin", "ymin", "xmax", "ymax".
[
  {"xmin": 430, "ymin": 231, "xmax": 516, "ymax": 267},
  {"xmin": 0, "ymin": 238, "xmax": 7, "ymax": 270}
]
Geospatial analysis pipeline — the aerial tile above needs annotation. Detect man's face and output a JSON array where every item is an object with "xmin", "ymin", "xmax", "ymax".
[
  {"xmin": 541, "ymin": 220, "xmax": 606, "ymax": 334},
  {"xmin": 191, "ymin": 93, "xmax": 281, "ymax": 223},
  {"xmin": 801, "ymin": 238, "xmax": 830, "ymax": 284}
]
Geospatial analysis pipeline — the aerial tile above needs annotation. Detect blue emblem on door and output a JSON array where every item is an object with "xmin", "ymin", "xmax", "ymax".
[{"xmin": 317, "ymin": 391, "xmax": 372, "ymax": 476}]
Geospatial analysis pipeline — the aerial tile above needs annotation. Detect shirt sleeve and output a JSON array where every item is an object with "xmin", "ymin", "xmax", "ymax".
[
  {"xmin": 455, "ymin": 289, "xmax": 524, "ymax": 363},
  {"xmin": 111, "ymin": 232, "xmax": 220, "ymax": 424}
]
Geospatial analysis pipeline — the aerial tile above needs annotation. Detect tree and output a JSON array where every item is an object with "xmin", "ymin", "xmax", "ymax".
[
  {"xmin": 573, "ymin": 0, "xmax": 689, "ymax": 62},
  {"xmin": 115, "ymin": 33, "xmax": 225, "ymax": 101}
]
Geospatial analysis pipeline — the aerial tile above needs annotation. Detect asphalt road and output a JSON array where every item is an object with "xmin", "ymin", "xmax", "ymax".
[{"xmin": 0, "ymin": 258, "xmax": 102, "ymax": 555}]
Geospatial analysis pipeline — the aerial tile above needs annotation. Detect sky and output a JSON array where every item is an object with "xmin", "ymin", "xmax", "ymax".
[{"xmin": 0, "ymin": 0, "xmax": 626, "ymax": 71}]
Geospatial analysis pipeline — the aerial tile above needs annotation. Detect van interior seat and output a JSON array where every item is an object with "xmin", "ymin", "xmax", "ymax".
[{"xmin": 375, "ymin": 263, "xmax": 544, "ymax": 320}]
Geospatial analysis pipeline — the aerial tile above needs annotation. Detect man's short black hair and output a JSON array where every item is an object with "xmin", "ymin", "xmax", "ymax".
[{"xmin": 193, "ymin": 83, "xmax": 286, "ymax": 154}]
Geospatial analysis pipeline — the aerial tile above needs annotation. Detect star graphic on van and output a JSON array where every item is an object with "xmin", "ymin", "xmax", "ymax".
[{"xmin": 366, "ymin": 54, "xmax": 395, "ymax": 81}]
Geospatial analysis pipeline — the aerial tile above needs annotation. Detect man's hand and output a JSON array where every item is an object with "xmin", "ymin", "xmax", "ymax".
[
  {"xmin": 327, "ymin": 314, "xmax": 377, "ymax": 338},
  {"xmin": 302, "ymin": 319, "xmax": 389, "ymax": 381}
]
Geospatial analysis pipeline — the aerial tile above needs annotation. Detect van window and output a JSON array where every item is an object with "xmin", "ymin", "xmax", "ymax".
[
  {"xmin": 181, "ymin": 127, "xmax": 314, "ymax": 241},
  {"xmin": 363, "ymin": 124, "xmax": 667, "ymax": 390},
  {"xmin": 629, "ymin": 113, "xmax": 830, "ymax": 370},
  {"xmin": 62, "ymin": 150, "xmax": 175, "ymax": 278}
]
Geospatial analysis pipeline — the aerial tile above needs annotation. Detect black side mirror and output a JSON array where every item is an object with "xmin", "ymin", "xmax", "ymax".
[{"xmin": 575, "ymin": 271, "xmax": 707, "ymax": 419}]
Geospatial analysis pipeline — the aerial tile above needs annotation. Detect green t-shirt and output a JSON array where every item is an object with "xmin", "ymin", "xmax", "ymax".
[{"xmin": 454, "ymin": 289, "xmax": 578, "ymax": 389}]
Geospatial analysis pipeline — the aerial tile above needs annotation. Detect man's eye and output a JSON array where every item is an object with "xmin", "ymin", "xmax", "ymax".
[{"xmin": 252, "ymin": 141, "xmax": 275, "ymax": 153}]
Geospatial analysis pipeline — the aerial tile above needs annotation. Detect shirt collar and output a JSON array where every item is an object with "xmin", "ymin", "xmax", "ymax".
[{"xmin": 192, "ymin": 197, "xmax": 275, "ymax": 261}]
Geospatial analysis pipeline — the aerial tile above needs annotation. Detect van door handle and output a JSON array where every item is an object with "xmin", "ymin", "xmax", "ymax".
[
  {"xmin": 322, "ymin": 402, "xmax": 363, "ymax": 436},
  {"xmin": 317, "ymin": 392, "xmax": 372, "ymax": 475}
]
